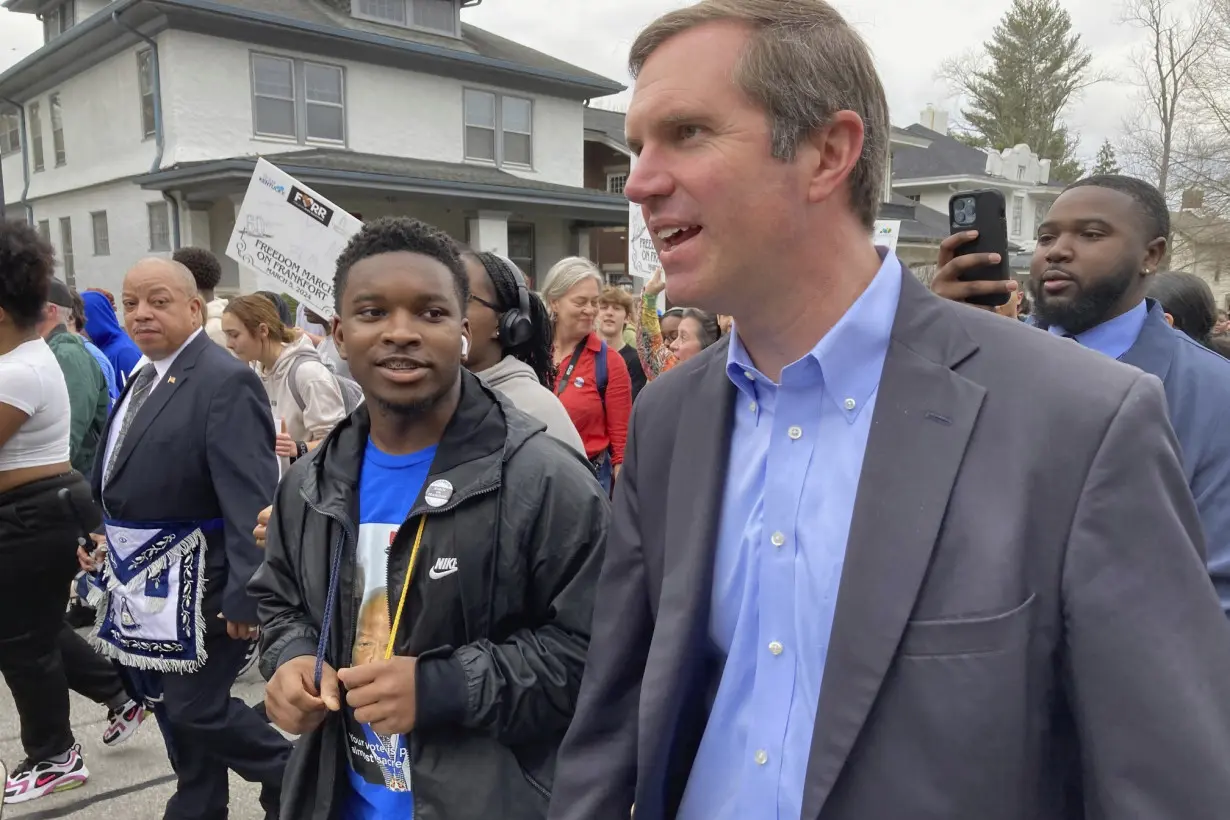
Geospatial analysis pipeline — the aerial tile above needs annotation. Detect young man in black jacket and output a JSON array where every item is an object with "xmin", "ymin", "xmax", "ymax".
[{"xmin": 250, "ymin": 217, "xmax": 609, "ymax": 820}]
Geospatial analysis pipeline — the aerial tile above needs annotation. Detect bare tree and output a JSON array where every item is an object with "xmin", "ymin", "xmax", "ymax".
[{"xmin": 1119, "ymin": 0, "xmax": 1217, "ymax": 198}]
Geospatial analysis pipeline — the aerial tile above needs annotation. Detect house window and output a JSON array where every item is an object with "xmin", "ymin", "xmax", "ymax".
[
  {"xmin": 138, "ymin": 49, "xmax": 156, "ymax": 138},
  {"xmin": 37, "ymin": 220, "xmax": 49, "ymax": 241},
  {"xmin": 42, "ymin": 1, "xmax": 75, "ymax": 43},
  {"xmin": 92, "ymin": 211, "xmax": 110, "ymax": 256},
  {"xmin": 304, "ymin": 62, "xmax": 345, "ymax": 143},
  {"xmin": 1034, "ymin": 201, "xmax": 1047, "ymax": 233},
  {"xmin": 50, "ymin": 93, "xmax": 66, "ymax": 166},
  {"xmin": 0, "ymin": 109, "xmax": 19, "ymax": 156},
  {"xmin": 508, "ymin": 222, "xmax": 535, "ymax": 285},
  {"xmin": 606, "ymin": 173, "xmax": 628, "ymax": 195},
  {"xmin": 1012, "ymin": 194, "xmax": 1025, "ymax": 236},
  {"xmin": 463, "ymin": 90, "xmax": 533, "ymax": 168},
  {"xmin": 352, "ymin": 0, "xmax": 458, "ymax": 35},
  {"xmin": 251, "ymin": 54, "xmax": 346, "ymax": 144},
  {"xmin": 905, "ymin": 193, "xmax": 921, "ymax": 202},
  {"xmin": 29, "ymin": 101, "xmax": 44, "ymax": 172},
  {"xmin": 59, "ymin": 217, "xmax": 75, "ymax": 287},
  {"xmin": 148, "ymin": 202, "xmax": 171, "ymax": 252}
]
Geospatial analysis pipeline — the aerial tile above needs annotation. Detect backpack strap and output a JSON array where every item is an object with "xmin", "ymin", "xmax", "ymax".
[
  {"xmin": 596, "ymin": 340, "xmax": 608, "ymax": 404},
  {"xmin": 286, "ymin": 355, "xmax": 309, "ymax": 412}
]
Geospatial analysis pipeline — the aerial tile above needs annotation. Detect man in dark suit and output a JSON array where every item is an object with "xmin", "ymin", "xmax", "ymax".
[
  {"xmin": 548, "ymin": 2, "xmax": 1230, "ymax": 819},
  {"xmin": 86, "ymin": 258, "xmax": 291, "ymax": 819},
  {"xmin": 933, "ymin": 175, "xmax": 1230, "ymax": 617}
]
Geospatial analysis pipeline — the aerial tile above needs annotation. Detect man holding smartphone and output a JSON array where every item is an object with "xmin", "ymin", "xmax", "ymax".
[{"xmin": 933, "ymin": 174, "xmax": 1230, "ymax": 618}]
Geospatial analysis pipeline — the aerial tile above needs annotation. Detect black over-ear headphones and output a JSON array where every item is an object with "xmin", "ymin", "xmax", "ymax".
[{"xmin": 494, "ymin": 256, "xmax": 533, "ymax": 348}]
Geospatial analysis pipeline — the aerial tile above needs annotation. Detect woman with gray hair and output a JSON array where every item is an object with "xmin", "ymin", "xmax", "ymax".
[{"xmin": 541, "ymin": 256, "xmax": 632, "ymax": 493}]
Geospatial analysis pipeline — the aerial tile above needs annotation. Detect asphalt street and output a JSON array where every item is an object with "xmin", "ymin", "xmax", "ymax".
[{"xmin": 0, "ymin": 633, "xmax": 279, "ymax": 820}]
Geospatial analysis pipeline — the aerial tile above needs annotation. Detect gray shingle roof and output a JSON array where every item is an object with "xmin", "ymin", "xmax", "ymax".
[
  {"xmin": 135, "ymin": 148, "xmax": 627, "ymax": 210},
  {"xmin": 584, "ymin": 107, "xmax": 628, "ymax": 149},
  {"xmin": 892, "ymin": 125, "xmax": 992, "ymax": 180},
  {"xmin": 191, "ymin": 0, "xmax": 623, "ymax": 93}
]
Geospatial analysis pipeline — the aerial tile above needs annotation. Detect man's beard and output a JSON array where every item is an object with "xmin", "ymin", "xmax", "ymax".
[
  {"xmin": 1029, "ymin": 263, "xmax": 1136, "ymax": 336},
  {"xmin": 374, "ymin": 372, "xmax": 457, "ymax": 419}
]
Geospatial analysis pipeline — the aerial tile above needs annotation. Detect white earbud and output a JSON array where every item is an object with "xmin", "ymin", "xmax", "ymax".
[{"xmin": 461, "ymin": 337, "xmax": 470, "ymax": 357}]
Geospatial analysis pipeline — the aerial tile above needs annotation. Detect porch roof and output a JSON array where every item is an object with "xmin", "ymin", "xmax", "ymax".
[{"xmin": 133, "ymin": 149, "xmax": 630, "ymax": 215}]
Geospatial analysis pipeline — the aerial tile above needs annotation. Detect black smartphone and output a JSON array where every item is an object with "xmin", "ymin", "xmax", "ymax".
[{"xmin": 948, "ymin": 189, "xmax": 1010, "ymax": 307}]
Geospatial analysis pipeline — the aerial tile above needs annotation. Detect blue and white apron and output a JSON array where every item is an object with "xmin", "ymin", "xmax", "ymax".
[{"xmin": 85, "ymin": 518, "xmax": 222, "ymax": 674}]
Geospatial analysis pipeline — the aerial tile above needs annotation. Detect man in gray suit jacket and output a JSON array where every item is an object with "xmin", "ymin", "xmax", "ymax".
[{"xmin": 548, "ymin": 2, "xmax": 1230, "ymax": 819}]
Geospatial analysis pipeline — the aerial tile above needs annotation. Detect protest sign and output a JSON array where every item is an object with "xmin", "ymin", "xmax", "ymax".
[
  {"xmin": 225, "ymin": 158, "xmax": 363, "ymax": 320},
  {"xmin": 873, "ymin": 219, "xmax": 901, "ymax": 252}
]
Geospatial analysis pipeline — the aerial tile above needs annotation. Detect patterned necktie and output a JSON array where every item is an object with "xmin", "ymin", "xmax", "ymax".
[{"xmin": 104, "ymin": 363, "xmax": 158, "ymax": 484}]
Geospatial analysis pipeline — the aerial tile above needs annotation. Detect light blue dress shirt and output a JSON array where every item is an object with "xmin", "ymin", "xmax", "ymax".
[
  {"xmin": 677, "ymin": 252, "xmax": 902, "ymax": 820},
  {"xmin": 1047, "ymin": 300, "xmax": 1148, "ymax": 360}
]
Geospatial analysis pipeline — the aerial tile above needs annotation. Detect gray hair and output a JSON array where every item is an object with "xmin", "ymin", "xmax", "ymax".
[
  {"xmin": 540, "ymin": 256, "xmax": 604, "ymax": 306},
  {"xmin": 629, "ymin": 0, "xmax": 889, "ymax": 230}
]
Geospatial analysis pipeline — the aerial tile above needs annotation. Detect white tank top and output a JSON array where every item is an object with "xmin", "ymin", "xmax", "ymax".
[{"xmin": 0, "ymin": 338, "xmax": 72, "ymax": 471}]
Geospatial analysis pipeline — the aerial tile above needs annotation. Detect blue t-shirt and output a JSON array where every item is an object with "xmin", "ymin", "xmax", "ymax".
[{"xmin": 342, "ymin": 438, "xmax": 438, "ymax": 820}]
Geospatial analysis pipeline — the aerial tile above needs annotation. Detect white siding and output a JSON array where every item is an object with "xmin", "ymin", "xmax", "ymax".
[
  {"xmin": 13, "ymin": 45, "xmax": 159, "ymax": 202},
  {"xmin": 29, "ymin": 182, "xmax": 174, "ymax": 296},
  {"xmin": 158, "ymin": 31, "xmax": 584, "ymax": 187}
]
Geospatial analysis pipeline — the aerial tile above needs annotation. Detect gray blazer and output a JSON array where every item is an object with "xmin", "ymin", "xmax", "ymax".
[{"xmin": 548, "ymin": 272, "xmax": 1230, "ymax": 820}]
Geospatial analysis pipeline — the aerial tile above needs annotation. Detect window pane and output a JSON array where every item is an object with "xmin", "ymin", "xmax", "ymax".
[
  {"xmin": 465, "ymin": 126, "xmax": 496, "ymax": 161},
  {"xmin": 92, "ymin": 211, "xmax": 110, "ymax": 256},
  {"xmin": 148, "ymin": 202, "xmax": 170, "ymax": 252},
  {"xmin": 142, "ymin": 94, "xmax": 156, "ymax": 138},
  {"xmin": 464, "ymin": 90, "xmax": 495, "ymax": 128},
  {"xmin": 412, "ymin": 0, "xmax": 455, "ymax": 32},
  {"xmin": 29, "ymin": 102, "xmax": 43, "ymax": 172},
  {"xmin": 306, "ymin": 104, "xmax": 344, "ymax": 142},
  {"xmin": 138, "ymin": 50, "xmax": 153, "ymax": 94},
  {"xmin": 60, "ymin": 217, "xmax": 74, "ymax": 286},
  {"xmin": 253, "ymin": 56, "xmax": 294, "ymax": 99},
  {"xmin": 304, "ymin": 63, "xmax": 342, "ymax": 105},
  {"xmin": 37, "ymin": 220, "xmax": 49, "ymax": 240},
  {"xmin": 359, "ymin": 0, "xmax": 406, "ymax": 23},
  {"xmin": 502, "ymin": 97, "xmax": 531, "ymax": 134},
  {"xmin": 503, "ymin": 132, "xmax": 532, "ymax": 166},
  {"xmin": 50, "ymin": 94, "xmax": 65, "ymax": 165},
  {"xmin": 255, "ymin": 98, "xmax": 296, "ymax": 137}
]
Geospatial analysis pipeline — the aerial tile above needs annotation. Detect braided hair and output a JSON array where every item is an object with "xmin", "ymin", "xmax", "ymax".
[{"xmin": 468, "ymin": 251, "xmax": 557, "ymax": 387}]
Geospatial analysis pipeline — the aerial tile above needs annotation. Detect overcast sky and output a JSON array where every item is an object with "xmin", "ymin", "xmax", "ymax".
[{"xmin": 0, "ymin": 0, "xmax": 1177, "ymax": 163}]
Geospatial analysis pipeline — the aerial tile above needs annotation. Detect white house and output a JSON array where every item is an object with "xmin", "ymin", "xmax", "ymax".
[
  {"xmin": 0, "ymin": 0, "xmax": 627, "ymax": 295},
  {"xmin": 890, "ymin": 107, "xmax": 1066, "ymax": 273}
]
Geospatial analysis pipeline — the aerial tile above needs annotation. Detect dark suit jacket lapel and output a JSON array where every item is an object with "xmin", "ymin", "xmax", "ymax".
[
  {"xmin": 1118, "ymin": 300, "xmax": 1175, "ymax": 383},
  {"xmin": 801, "ymin": 274, "xmax": 987, "ymax": 818},
  {"xmin": 108, "ymin": 333, "xmax": 210, "ymax": 484},
  {"xmin": 649, "ymin": 339, "xmax": 735, "ymax": 810}
]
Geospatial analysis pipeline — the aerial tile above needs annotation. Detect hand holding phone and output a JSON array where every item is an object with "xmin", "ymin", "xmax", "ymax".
[
  {"xmin": 944, "ymin": 190, "xmax": 1013, "ymax": 308},
  {"xmin": 931, "ymin": 230, "xmax": 1018, "ymax": 309}
]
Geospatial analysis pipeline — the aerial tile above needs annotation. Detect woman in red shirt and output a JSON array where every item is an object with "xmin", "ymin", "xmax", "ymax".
[{"xmin": 541, "ymin": 257, "xmax": 632, "ymax": 493}]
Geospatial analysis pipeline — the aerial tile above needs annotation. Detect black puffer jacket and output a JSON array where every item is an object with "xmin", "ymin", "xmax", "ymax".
[{"xmin": 250, "ymin": 371, "xmax": 610, "ymax": 820}]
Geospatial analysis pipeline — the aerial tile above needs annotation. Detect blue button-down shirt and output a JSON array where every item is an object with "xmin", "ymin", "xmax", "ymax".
[
  {"xmin": 1048, "ymin": 300, "xmax": 1148, "ymax": 360},
  {"xmin": 677, "ymin": 252, "xmax": 902, "ymax": 820}
]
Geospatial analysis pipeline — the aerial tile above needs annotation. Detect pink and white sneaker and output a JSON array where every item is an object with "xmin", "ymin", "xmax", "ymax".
[
  {"xmin": 103, "ymin": 700, "xmax": 147, "ymax": 747},
  {"xmin": 3, "ymin": 745, "xmax": 89, "ymax": 804}
]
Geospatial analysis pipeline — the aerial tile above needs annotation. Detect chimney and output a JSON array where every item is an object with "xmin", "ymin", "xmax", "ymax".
[
  {"xmin": 1181, "ymin": 188, "xmax": 1204, "ymax": 211},
  {"xmin": 919, "ymin": 105, "xmax": 948, "ymax": 135}
]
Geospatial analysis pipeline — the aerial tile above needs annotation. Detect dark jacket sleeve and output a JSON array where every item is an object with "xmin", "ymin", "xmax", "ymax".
[
  {"xmin": 1064, "ymin": 373, "xmax": 1230, "ymax": 813},
  {"xmin": 415, "ymin": 441, "xmax": 610, "ymax": 746},
  {"xmin": 206, "ymin": 366, "xmax": 279, "ymax": 625},
  {"xmin": 547, "ymin": 402, "xmax": 652, "ymax": 820},
  {"xmin": 250, "ymin": 466, "xmax": 322, "ymax": 680},
  {"xmin": 1190, "ymin": 400, "xmax": 1230, "ymax": 617}
]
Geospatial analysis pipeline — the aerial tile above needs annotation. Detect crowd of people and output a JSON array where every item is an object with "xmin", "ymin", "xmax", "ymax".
[{"xmin": 3, "ymin": 0, "xmax": 1230, "ymax": 819}]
